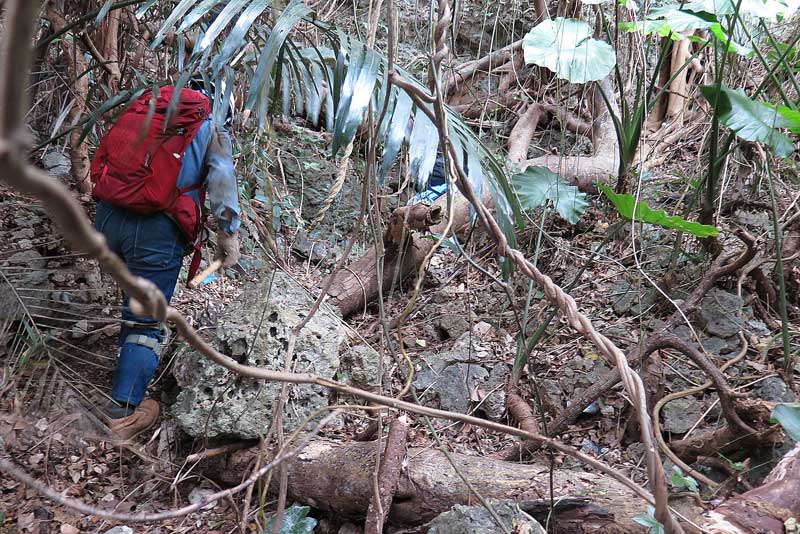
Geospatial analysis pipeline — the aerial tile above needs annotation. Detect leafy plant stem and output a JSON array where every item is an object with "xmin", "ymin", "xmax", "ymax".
[
  {"xmin": 764, "ymin": 154, "xmax": 793, "ymax": 376},
  {"xmin": 702, "ymin": 0, "xmax": 744, "ymax": 226},
  {"xmin": 738, "ymin": 19, "xmax": 792, "ymax": 107},
  {"xmin": 758, "ymin": 19, "xmax": 800, "ymax": 101}
]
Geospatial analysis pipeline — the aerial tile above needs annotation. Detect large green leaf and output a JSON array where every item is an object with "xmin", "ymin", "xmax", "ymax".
[
  {"xmin": 331, "ymin": 44, "xmax": 380, "ymax": 156},
  {"xmin": 265, "ymin": 505, "xmax": 317, "ymax": 534},
  {"xmin": 620, "ymin": 6, "xmax": 716, "ymax": 39},
  {"xmin": 777, "ymin": 105, "xmax": 800, "ymax": 133},
  {"xmin": 598, "ymin": 184, "xmax": 720, "ymax": 237},
  {"xmin": 378, "ymin": 91, "xmax": 412, "ymax": 185},
  {"xmin": 512, "ymin": 166, "xmax": 587, "ymax": 224},
  {"xmin": 192, "ymin": 0, "xmax": 251, "ymax": 60},
  {"xmin": 407, "ymin": 106, "xmax": 440, "ymax": 189},
  {"xmin": 177, "ymin": 0, "xmax": 222, "ymax": 33},
  {"xmin": 771, "ymin": 403, "xmax": 800, "ymax": 441},
  {"xmin": 686, "ymin": 0, "xmax": 798, "ymax": 19},
  {"xmin": 245, "ymin": 0, "xmax": 313, "ymax": 122},
  {"xmin": 699, "ymin": 85, "xmax": 795, "ymax": 157},
  {"xmin": 522, "ymin": 17, "xmax": 616, "ymax": 83}
]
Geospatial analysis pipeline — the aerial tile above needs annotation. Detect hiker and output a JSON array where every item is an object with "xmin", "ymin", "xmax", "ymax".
[{"xmin": 90, "ymin": 79, "xmax": 240, "ymax": 439}]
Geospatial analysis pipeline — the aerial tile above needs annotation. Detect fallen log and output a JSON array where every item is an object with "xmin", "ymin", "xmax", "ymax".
[
  {"xmin": 207, "ymin": 438, "xmax": 704, "ymax": 532},
  {"xmin": 705, "ymin": 441, "xmax": 800, "ymax": 533},
  {"xmin": 328, "ymin": 189, "xmax": 481, "ymax": 318}
]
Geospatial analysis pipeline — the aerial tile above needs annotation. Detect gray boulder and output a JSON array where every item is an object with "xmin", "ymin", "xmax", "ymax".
[
  {"xmin": 0, "ymin": 250, "xmax": 51, "ymax": 322},
  {"xmin": 339, "ymin": 344, "xmax": 385, "ymax": 390},
  {"xmin": 427, "ymin": 500, "xmax": 546, "ymax": 534},
  {"xmin": 414, "ymin": 322, "xmax": 510, "ymax": 421},
  {"xmin": 172, "ymin": 271, "xmax": 346, "ymax": 438},
  {"xmin": 699, "ymin": 288, "xmax": 748, "ymax": 338}
]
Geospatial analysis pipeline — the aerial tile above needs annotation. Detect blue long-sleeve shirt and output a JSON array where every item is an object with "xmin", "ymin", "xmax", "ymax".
[{"xmin": 176, "ymin": 120, "xmax": 240, "ymax": 234}]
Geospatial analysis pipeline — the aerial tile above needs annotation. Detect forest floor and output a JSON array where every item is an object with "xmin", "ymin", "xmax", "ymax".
[{"xmin": 1, "ymin": 114, "xmax": 797, "ymax": 533}]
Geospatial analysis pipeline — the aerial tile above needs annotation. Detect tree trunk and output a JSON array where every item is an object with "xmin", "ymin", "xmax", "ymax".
[
  {"xmin": 704, "ymin": 441, "xmax": 800, "ymax": 533},
  {"xmin": 522, "ymin": 77, "xmax": 620, "ymax": 193},
  {"xmin": 208, "ymin": 438, "xmax": 704, "ymax": 532},
  {"xmin": 329, "ymin": 189, "xmax": 482, "ymax": 318}
]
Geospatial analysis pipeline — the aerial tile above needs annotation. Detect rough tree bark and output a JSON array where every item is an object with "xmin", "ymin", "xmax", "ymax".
[
  {"xmin": 208, "ymin": 438, "xmax": 704, "ymax": 532},
  {"xmin": 328, "ymin": 189, "xmax": 479, "ymax": 318},
  {"xmin": 45, "ymin": 5, "xmax": 92, "ymax": 194}
]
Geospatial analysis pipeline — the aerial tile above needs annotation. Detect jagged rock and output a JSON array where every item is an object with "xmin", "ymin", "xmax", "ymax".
[
  {"xmin": 427, "ymin": 500, "xmax": 546, "ymax": 534},
  {"xmin": 699, "ymin": 288, "xmax": 747, "ymax": 338},
  {"xmin": 611, "ymin": 280, "xmax": 656, "ymax": 316},
  {"xmin": 172, "ymin": 271, "xmax": 346, "ymax": 439},
  {"xmin": 291, "ymin": 229, "xmax": 331, "ymax": 264},
  {"xmin": 41, "ymin": 151, "xmax": 71, "ymax": 178},
  {"xmin": 662, "ymin": 396, "xmax": 704, "ymax": 434},
  {"xmin": 754, "ymin": 376, "xmax": 796, "ymax": 403},
  {"xmin": 0, "ymin": 250, "xmax": 51, "ymax": 322},
  {"xmin": 339, "ymin": 344, "xmax": 384, "ymax": 390},
  {"xmin": 414, "ymin": 322, "xmax": 508, "ymax": 420}
]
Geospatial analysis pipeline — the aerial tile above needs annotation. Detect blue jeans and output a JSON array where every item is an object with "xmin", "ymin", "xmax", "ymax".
[{"xmin": 95, "ymin": 202, "xmax": 186, "ymax": 407}]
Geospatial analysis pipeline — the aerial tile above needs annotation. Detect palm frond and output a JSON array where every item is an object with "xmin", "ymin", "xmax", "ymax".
[{"xmin": 139, "ymin": 0, "xmax": 522, "ymax": 242}]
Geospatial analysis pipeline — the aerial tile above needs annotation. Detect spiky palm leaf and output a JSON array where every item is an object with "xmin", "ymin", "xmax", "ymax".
[{"xmin": 121, "ymin": 0, "xmax": 521, "ymax": 242}]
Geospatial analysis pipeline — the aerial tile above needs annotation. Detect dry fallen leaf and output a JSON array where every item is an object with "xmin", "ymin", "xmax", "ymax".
[{"xmin": 60, "ymin": 524, "xmax": 80, "ymax": 534}]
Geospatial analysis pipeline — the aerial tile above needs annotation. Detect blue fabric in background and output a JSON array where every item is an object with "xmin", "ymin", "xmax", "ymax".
[{"xmin": 410, "ymin": 154, "xmax": 448, "ymax": 204}]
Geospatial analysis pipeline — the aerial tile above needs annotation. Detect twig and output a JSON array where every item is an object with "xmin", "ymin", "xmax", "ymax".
[
  {"xmin": 651, "ymin": 333, "xmax": 749, "ymax": 488},
  {"xmin": 364, "ymin": 414, "xmax": 409, "ymax": 534},
  {"xmin": 185, "ymin": 441, "xmax": 257, "ymax": 463}
]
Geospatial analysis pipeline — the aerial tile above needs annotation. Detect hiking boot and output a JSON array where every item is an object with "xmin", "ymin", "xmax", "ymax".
[
  {"xmin": 103, "ymin": 399, "xmax": 136, "ymax": 420},
  {"xmin": 109, "ymin": 399, "xmax": 160, "ymax": 441}
]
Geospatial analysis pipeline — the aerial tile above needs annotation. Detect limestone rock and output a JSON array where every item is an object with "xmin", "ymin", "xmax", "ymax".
[
  {"xmin": 699, "ymin": 288, "xmax": 747, "ymax": 338},
  {"xmin": 427, "ymin": 500, "xmax": 546, "ymax": 534},
  {"xmin": 0, "ymin": 250, "xmax": 51, "ymax": 322},
  {"xmin": 662, "ymin": 397, "xmax": 704, "ymax": 434},
  {"xmin": 340, "ymin": 344, "xmax": 384, "ymax": 390},
  {"xmin": 755, "ymin": 376, "xmax": 796, "ymax": 403},
  {"xmin": 172, "ymin": 271, "xmax": 346, "ymax": 438},
  {"xmin": 414, "ymin": 322, "xmax": 509, "ymax": 421}
]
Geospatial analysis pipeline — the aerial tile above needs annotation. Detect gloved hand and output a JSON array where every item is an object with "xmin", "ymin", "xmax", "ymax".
[{"xmin": 216, "ymin": 230, "xmax": 240, "ymax": 268}]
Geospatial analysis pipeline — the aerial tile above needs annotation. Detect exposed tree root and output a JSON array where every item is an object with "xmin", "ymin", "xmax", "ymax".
[
  {"xmin": 670, "ymin": 399, "xmax": 781, "ymax": 463},
  {"xmin": 206, "ymin": 438, "xmax": 703, "ymax": 531},
  {"xmin": 546, "ymin": 231, "xmax": 757, "ymax": 438},
  {"xmin": 364, "ymin": 415, "xmax": 409, "ymax": 534},
  {"xmin": 521, "ymin": 78, "xmax": 620, "ymax": 193},
  {"xmin": 329, "ymin": 191, "xmax": 478, "ymax": 318}
]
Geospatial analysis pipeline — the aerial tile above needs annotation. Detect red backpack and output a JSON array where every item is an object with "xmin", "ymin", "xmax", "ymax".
[{"xmin": 91, "ymin": 86, "xmax": 211, "ymax": 242}]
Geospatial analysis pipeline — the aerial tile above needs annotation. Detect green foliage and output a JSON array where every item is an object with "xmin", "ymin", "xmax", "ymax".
[
  {"xmin": 777, "ymin": 105, "xmax": 800, "ymax": 133},
  {"xmin": 265, "ymin": 505, "xmax": 317, "ymax": 534},
  {"xmin": 771, "ymin": 403, "xmax": 800, "ymax": 441},
  {"xmin": 620, "ymin": 4, "xmax": 750, "ymax": 54},
  {"xmin": 698, "ymin": 84, "xmax": 796, "ymax": 157},
  {"xmin": 633, "ymin": 506, "xmax": 665, "ymax": 534},
  {"xmin": 598, "ymin": 184, "xmax": 720, "ymax": 237},
  {"xmin": 669, "ymin": 466, "xmax": 699, "ymax": 492},
  {"xmin": 148, "ymin": 0, "xmax": 521, "ymax": 246},
  {"xmin": 511, "ymin": 166, "xmax": 587, "ymax": 224},
  {"xmin": 522, "ymin": 17, "xmax": 616, "ymax": 83},
  {"xmin": 686, "ymin": 0, "xmax": 798, "ymax": 19}
]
